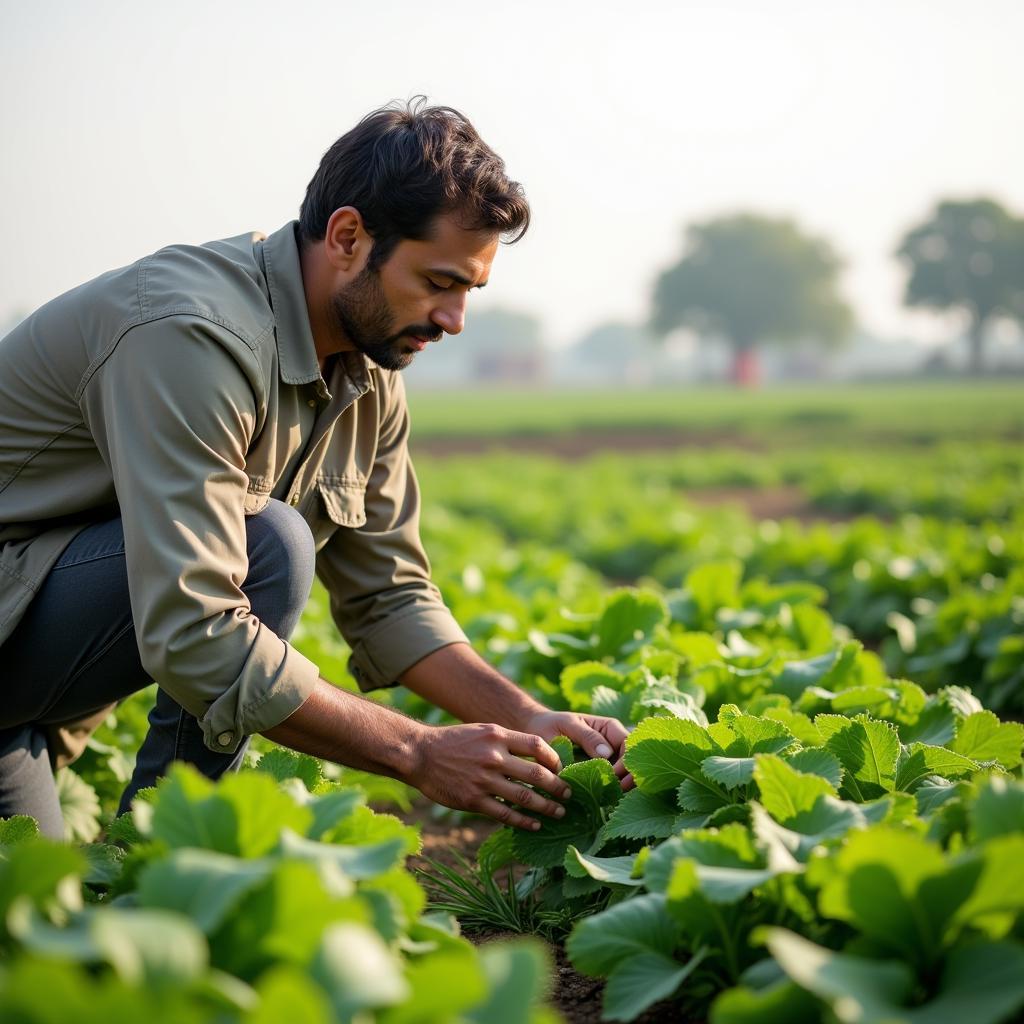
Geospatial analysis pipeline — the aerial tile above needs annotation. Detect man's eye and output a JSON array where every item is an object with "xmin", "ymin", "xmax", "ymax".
[{"xmin": 427, "ymin": 279, "xmax": 448, "ymax": 292}]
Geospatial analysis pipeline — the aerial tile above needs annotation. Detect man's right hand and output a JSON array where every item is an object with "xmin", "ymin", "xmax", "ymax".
[
  {"xmin": 407, "ymin": 722, "xmax": 571, "ymax": 831},
  {"xmin": 264, "ymin": 679, "xmax": 571, "ymax": 832}
]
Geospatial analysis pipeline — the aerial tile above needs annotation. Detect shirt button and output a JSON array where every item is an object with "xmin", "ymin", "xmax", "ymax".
[
  {"xmin": 216, "ymin": 731, "xmax": 233, "ymax": 747},
  {"xmin": 289, "ymin": 493, "xmax": 300, "ymax": 506},
  {"xmin": 307, "ymin": 399, "xmax": 316, "ymax": 408}
]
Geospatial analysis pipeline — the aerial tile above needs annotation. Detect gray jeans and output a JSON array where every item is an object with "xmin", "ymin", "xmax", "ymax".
[{"xmin": 0, "ymin": 499, "xmax": 316, "ymax": 838}]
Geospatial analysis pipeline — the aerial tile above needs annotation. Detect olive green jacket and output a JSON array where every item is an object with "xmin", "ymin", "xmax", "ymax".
[{"xmin": 0, "ymin": 221, "xmax": 467, "ymax": 753}]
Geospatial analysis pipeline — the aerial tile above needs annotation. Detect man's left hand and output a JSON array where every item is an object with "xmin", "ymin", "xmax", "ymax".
[{"xmin": 522, "ymin": 710, "xmax": 633, "ymax": 790}]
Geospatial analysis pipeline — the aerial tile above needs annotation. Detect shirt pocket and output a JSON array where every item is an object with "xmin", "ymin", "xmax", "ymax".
[{"xmin": 317, "ymin": 475, "xmax": 367, "ymax": 528}]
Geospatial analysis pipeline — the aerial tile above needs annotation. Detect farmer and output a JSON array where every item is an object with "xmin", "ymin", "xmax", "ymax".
[{"xmin": 0, "ymin": 100, "xmax": 629, "ymax": 839}]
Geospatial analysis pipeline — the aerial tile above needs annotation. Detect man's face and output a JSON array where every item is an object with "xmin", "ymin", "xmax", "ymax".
[{"xmin": 329, "ymin": 213, "xmax": 499, "ymax": 371}]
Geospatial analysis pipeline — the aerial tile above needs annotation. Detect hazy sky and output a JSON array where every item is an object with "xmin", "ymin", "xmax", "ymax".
[{"xmin": 3, "ymin": 0, "xmax": 1022, "ymax": 347}]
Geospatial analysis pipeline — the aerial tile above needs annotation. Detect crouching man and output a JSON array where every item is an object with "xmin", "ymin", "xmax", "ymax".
[{"xmin": 0, "ymin": 100, "xmax": 628, "ymax": 839}]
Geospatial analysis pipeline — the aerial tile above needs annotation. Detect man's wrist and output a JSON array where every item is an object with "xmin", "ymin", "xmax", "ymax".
[{"xmin": 388, "ymin": 717, "xmax": 431, "ymax": 785}]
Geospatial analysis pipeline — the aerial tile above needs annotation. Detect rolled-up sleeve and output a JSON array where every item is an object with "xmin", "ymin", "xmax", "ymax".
[
  {"xmin": 80, "ymin": 316, "xmax": 319, "ymax": 751},
  {"xmin": 316, "ymin": 373, "xmax": 467, "ymax": 691}
]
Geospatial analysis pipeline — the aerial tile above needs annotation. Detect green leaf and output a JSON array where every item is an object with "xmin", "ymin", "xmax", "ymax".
[
  {"xmin": 761, "ymin": 927, "xmax": 914, "ymax": 1022},
  {"xmin": 971, "ymin": 776, "xmax": 1024, "ymax": 841},
  {"xmin": 905, "ymin": 940, "xmax": 1024, "ymax": 1024},
  {"xmin": 812, "ymin": 826, "xmax": 971, "ymax": 966},
  {"xmin": 310, "ymin": 922, "xmax": 409, "ymax": 1020},
  {"xmin": 306, "ymin": 787, "xmax": 366, "ymax": 840},
  {"xmin": 136, "ymin": 848, "xmax": 276, "ymax": 933},
  {"xmin": 55, "ymin": 768, "xmax": 102, "ymax": 843},
  {"xmin": 565, "ymin": 847, "xmax": 643, "ymax": 887},
  {"xmin": 602, "ymin": 789, "xmax": 679, "ymax": 841},
  {"xmin": 820, "ymin": 716, "xmax": 900, "ymax": 798},
  {"xmin": 380, "ymin": 944, "xmax": 488, "ymax": 1023},
  {"xmin": 512, "ymin": 759, "xmax": 621, "ymax": 868},
  {"xmin": 709, "ymin": 977, "xmax": 821, "ymax": 1024},
  {"xmin": 785, "ymin": 748, "xmax": 844, "ymax": 789},
  {"xmin": 773, "ymin": 650, "xmax": 840, "ymax": 701},
  {"xmin": 548, "ymin": 735, "xmax": 575, "ymax": 768},
  {"xmin": 249, "ymin": 966, "xmax": 334, "ymax": 1024},
  {"xmin": 567, "ymin": 892, "xmax": 681, "ymax": 977},
  {"xmin": 589, "ymin": 685, "xmax": 635, "ymax": 723},
  {"xmin": 685, "ymin": 561, "xmax": 742, "ymax": 622},
  {"xmin": 753, "ymin": 755, "xmax": 835, "ymax": 824},
  {"xmin": 701, "ymin": 755, "xmax": 757, "ymax": 789},
  {"xmin": 625, "ymin": 716, "xmax": 723, "ymax": 796},
  {"xmin": 602, "ymin": 948, "xmax": 708, "ymax": 1023},
  {"xmin": 210, "ymin": 860, "xmax": 370, "ymax": 979},
  {"xmin": 899, "ymin": 702, "xmax": 956, "ymax": 747},
  {"xmin": 465, "ymin": 940, "xmax": 553, "ymax": 1024},
  {"xmin": 950, "ymin": 711, "xmax": 1023, "ymax": 770},
  {"xmin": 0, "ymin": 815, "xmax": 40, "ymax": 845},
  {"xmin": 560, "ymin": 662, "xmax": 624, "ymax": 712},
  {"xmin": 595, "ymin": 589, "xmax": 668, "ymax": 657},
  {"xmin": 256, "ymin": 749, "xmax": 324, "ymax": 789},
  {"xmin": 0, "ymin": 838, "xmax": 86, "ymax": 923},
  {"xmin": 321, "ymin": 805, "xmax": 420, "ymax": 857},
  {"xmin": 80, "ymin": 844, "xmax": 126, "ymax": 888},
  {"xmin": 952, "ymin": 834, "xmax": 1024, "ymax": 938},
  {"xmin": 894, "ymin": 744, "xmax": 979, "ymax": 792},
  {"xmin": 9, "ymin": 904, "xmax": 208, "ymax": 986},
  {"xmin": 279, "ymin": 828, "xmax": 408, "ymax": 882},
  {"xmin": 143, "ymin": 766, "xmax": 313, "ymax": 857}
]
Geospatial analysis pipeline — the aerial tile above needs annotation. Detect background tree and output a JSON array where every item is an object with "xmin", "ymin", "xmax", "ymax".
[
  {"xmin": 650, "ymin": 214, "xmax": 853, "ymax": 386},
  {"xmin": 895, "ymin": 198, "xmax": 1024, "ymax": 374}
]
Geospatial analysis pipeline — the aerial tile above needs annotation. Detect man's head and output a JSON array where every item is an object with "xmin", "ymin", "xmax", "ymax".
[{"xmin": 299, "ymin": 99, "xmax": 530, "ymax": 370}]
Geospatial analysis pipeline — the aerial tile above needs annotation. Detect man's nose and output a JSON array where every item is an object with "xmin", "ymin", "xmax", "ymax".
[{"xmin": 431, "ymin": 293, "xmax": 467, "ymax": 336}]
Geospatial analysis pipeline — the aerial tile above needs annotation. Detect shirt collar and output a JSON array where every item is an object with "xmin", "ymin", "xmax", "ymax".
[{"xmin": 257, "ymin": 220, "xmax": 375, "ymax": 387}]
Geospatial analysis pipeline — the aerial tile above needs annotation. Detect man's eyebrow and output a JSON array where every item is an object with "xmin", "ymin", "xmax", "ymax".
[{"xmin": 428, "ymin": 268, "xmax": 488, "ymax": 289}]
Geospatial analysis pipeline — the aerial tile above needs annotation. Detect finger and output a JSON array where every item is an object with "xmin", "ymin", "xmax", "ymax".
[
  {"xmin": 603, "ymin": 719, "xmax": 631, "ymax": 755},
  {"xmin": 504, "ymin": 731, "xmax": 563, "ymax": 774},
  {"xmin": 492, "ymin": 778, "xmax": 568, "ymax": 820},
  {"xmin": 557, "ymin": 719, "xmax": 616, "ymax": 760},
  {"xmin": 501, "ymin": 754, "xmax": 573, "ymax": 801},
  {"xmin": 611, "ymin": 756, "xmax": 628, "ymax": 779},
  {"xmin": 620, "ymin": 771, "xmax": 635, "ymax": 792},
  {"xmin": 476, "ymin": 796, "xmax": 543, "ymax": 832}
]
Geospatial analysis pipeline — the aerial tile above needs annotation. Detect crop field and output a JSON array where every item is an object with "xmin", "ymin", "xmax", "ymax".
[{"xmin": 2, "ymin": 383, "xmax": 1022, "ymax": 1022}]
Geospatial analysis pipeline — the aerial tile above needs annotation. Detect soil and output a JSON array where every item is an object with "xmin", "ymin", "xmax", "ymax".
[
  {"xmin": 400, "ymin": 799, "xmax": 688, "ymax": 1023},
  {"xmin": 684, "ymin": 483, "xmax": 856, "ymax": 524}
]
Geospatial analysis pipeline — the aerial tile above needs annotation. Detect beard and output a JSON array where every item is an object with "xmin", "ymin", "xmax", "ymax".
[{"xmin": 328, "ymin": 265, "xmax": 438, "ymax": 371}]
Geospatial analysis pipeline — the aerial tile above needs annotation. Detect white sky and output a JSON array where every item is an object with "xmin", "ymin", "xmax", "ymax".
[{"xmin": 2, "ymin": 0, "xmax": 1022, "ymax": 347}]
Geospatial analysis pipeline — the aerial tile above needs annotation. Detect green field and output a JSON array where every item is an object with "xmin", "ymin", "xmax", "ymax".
[
  {"xmin": 408, "ymin": 381, "xmax": 1024, "ymax": 443},
  {"xmin": 4, "ymin": 379, "xmax": 1023, "ymax": 1023}
]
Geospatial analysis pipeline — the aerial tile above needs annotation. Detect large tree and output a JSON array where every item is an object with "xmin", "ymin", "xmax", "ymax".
[
  {"xmin": 650, "ymin": 214, "xmax": 853, "ymax": 385},
  {"xmin": 895, "ymin": 198, "xmax": 1024, "ymax": 374}
]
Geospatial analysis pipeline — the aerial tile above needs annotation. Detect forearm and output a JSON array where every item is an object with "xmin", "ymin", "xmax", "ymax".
[
  {"xmin": 398, "ymin": 642, "xmax": 547, "ymax": 731},
  {"xmin": 262, "ymin": 677, "xmax": 424, "ymax": 782}
]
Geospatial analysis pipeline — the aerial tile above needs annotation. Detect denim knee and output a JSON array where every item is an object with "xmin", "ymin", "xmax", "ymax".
[{"xmin": 244, "ymin": 498, "xmax": 316, "ymax": 640}]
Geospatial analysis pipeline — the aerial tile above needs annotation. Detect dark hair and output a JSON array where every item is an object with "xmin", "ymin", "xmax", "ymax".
[{"xmin": 298, "ymin": 97, "xmax": 530, "ymax": 269}]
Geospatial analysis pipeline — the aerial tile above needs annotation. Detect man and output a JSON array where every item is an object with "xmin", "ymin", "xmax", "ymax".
[{"xmin": 0, "ymin": 101, "xmax": 629, "ymax": 840}]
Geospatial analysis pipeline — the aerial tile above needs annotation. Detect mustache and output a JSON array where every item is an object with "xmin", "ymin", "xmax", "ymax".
[{"xmin": 397, "ymin": 326, "xmax": 443, "ymax": 344}]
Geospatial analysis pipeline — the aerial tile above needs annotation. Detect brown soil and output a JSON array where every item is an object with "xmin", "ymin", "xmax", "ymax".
[
  {"xmin": 401, "ymin": 799, "xmax": 689, "ymax": 1023},
  {"xmin": 684, "ymin": 484, "xmax": 855, "ymax": 524}
]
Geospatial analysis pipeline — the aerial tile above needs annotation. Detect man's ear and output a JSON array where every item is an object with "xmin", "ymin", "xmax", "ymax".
[{"xmin": 324, "ymin": 206, "xmax": 372, "ymax": 271}]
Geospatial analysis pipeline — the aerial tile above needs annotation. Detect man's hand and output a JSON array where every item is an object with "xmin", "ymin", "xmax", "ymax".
[
  {"xmin": 522, "ymin": 710, "xmax": 634, "ymax": 790},
  {"xmin": 408, "ymin": 722, "xmax": 573, "ymax": 831}
]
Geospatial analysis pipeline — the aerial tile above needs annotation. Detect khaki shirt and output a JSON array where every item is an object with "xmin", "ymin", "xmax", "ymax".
[{"xmin": 0, "ymin": 221, "xmax": 467, "ymax": 753}]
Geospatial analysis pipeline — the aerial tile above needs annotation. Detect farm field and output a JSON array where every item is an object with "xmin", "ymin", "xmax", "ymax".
[{"xmin": 2, "ymin": 383, "xmax": 1023, "ymax": 1022}]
